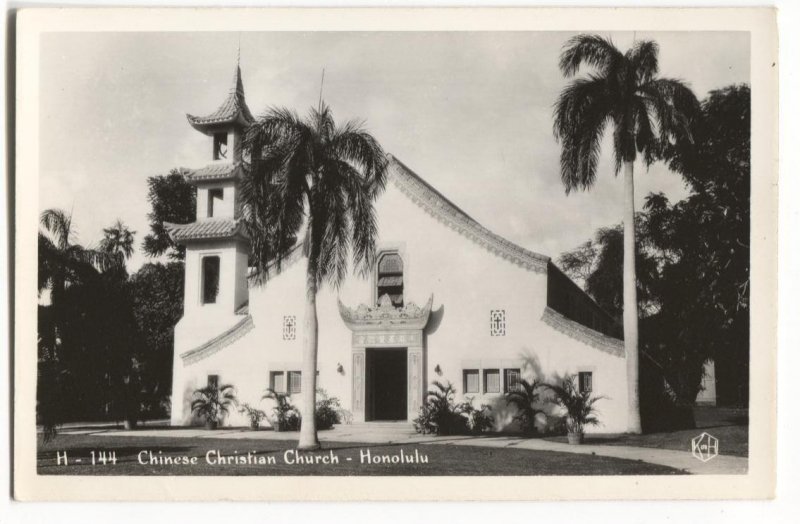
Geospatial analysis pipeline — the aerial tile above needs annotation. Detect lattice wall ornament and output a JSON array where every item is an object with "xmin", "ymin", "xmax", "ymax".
[
  {"xmin": 282, "ymin": 315, "xmax": 297, "ymax": 341},
  {"xmin": 490, "ymin": 309, "xmax": 506, "ymax": 337}
]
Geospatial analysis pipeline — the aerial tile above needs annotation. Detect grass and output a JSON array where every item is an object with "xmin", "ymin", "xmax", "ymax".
[
  {"xmin": 544, "ymin": 406, "xmax": 749, "ymax": 457},
  {"xmin": 37, "ymin": 433, "xmax": 684, "ymax": 476}
]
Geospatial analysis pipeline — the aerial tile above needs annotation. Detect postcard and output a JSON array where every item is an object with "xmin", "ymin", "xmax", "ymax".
[{"xmin": 13, "ymin": 7, "xmax": 777, "ymax": 501}]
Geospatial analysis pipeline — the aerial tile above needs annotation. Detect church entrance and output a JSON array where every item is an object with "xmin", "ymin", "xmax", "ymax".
[{"xmin": 365, "ymin": 348, "xmax": 408, "ymax": 421}]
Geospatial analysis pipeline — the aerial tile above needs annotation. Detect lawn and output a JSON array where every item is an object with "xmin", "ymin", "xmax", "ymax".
[
  {"xmin": 37, "ymin": 433, "xmax": 684, "ymax": 476},
  {"xmin": 544, "ymin": 406, "xmax": 749, "ymax": 458}
]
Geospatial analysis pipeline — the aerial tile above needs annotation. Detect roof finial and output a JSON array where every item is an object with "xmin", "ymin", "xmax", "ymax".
[{"xmin": 236, "ymin": 33, "xmax": 241, "ymax": 68}]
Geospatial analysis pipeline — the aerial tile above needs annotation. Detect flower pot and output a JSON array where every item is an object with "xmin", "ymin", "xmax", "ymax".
[
  {"xmin": 567, "ymin": 432, "xmax": 584, "ymax": 445},
  {"xmin": 205, "ymin": 420, "xmax": 218, "ymax": 430}
]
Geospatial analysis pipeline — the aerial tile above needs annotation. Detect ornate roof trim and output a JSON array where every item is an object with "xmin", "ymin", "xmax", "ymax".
[
  {"xmin": 181, "ymin": 314, "xmax": 254, "ymax": 365},
  {"xmin": 164, "ymin": 217, "xmax": 249, "ymax": 244},
  {"xmin": 541, "ymin": 306, "xmax": 625, "ymax": 358},
  {"xmin": 185, "ymin": 162, "xmax": 244, "ymax": 184},
  {"xmin": 186, "ymin": 65, "xmax": 255, "ymax": 132},
  {"xmin": 338, "ymin": 294, "xmax": 434, "ymax": 332},
  {"xmin": 388, "ymin": 156, "xmax": 550, "ymax": 273}
]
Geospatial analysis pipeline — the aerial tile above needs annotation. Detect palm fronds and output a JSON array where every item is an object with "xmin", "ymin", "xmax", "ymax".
[
  {"xmin": 543, "ymin": 376, "xmax": 605, "ymax": 435},
  {"xmin": 553, "ymin": 34, "xmax": 699, "ymax": 192}
]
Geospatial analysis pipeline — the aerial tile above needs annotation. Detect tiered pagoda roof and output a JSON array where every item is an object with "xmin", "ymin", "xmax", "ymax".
[
  {"xmin": 183, "ymin": 162, "xmax": 245, "ymax": 184},
  {"xmin": 164, "ymin": 217, "xmax": 249, "ymax": 244},
  {"xmin": 186, "ymin": 64, "xmax": 255, "ymax": 133}
]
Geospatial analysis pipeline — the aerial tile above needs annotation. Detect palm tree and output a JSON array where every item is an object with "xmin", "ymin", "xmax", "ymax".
[
  {"xmin": 100, "ymin": 219, "xmax": 136, "ymax": 262},
  {"xmin": 504, "ymin": 378, "xmax": 544, "ymax": 436},
  {"xmin": 38, "ymin": 208, "xmax": 112, "ymax": 439},
  {"xmin": 553, "ymin": 35, "xmax": 699, "ymax": 433},
  {"xmin": 190, "ymin": 384, "xmax": 238, "ymax": 429},
  {"xmin": 242, "ymin": 102, "xmax": 388, "ymax": 449},
  {"xmin": 39, "ymin": 209, "xmax": 111, "ymax": 302}
]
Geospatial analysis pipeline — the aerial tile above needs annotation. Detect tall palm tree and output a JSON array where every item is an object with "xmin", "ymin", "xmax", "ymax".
[
  {"xmin": 553, "ymin": 35, "xmax": 699, "ymax": 433},
  {"xmin": 242, "ymin": 102, "xmax": 387, "ymax": 449}
]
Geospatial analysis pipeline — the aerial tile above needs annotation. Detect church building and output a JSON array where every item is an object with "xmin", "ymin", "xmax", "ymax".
[{"xmin": 167, "ymin": 64, "xmax": 635, "ymax": 434}]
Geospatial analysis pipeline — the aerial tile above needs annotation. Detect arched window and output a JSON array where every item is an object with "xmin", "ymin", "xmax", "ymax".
[{"xmin": 376, "ymin": 252, "xmax": 404, "ymax": 307}]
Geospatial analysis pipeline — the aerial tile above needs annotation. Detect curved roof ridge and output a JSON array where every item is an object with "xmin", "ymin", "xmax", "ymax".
[
  {"xmin": 180, "ymin": 314, "xmax": 255, "ymax": 365},
  {"xmin": 387, "ymin": 155, "xmax": 549, "ymax": 273},
  {"xmin": 542, "ymin": 306, "xmax": 624, "ymax": 357}
]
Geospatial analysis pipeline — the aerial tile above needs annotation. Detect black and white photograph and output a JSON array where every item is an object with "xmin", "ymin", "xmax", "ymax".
[{"xmin": 12, "ymin": 7, "xmax": 779, "ymax": 502}]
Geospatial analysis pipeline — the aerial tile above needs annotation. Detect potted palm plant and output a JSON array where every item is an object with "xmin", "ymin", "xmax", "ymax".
[
  {"xmin": 191, "ymin": 384, "xmax": 237, "ymax": 430},
  {"xmin": 544, "ymin": 375, "xmax": 604, "ymax": 444},
  {"xmin": 504, "ymin": 378, "xmax": 544, "ymax": 436}
]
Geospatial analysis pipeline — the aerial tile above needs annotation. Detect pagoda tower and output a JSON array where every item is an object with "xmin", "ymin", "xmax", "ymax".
[{"xmin": 166, "ymin": 63, "xmax": 254, "ymax": 318}]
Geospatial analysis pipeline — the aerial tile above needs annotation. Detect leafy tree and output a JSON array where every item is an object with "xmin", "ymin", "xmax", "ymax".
[
  {"xmin": 142, "ymin": 169, "xmax": 196, "ymax": 260},
  {"xmin": 559, "ymin": 221, "xmax": 660, "ymax": 319},
  {"xmin": 553, "ymin": 35, "xmax": 699, "ymax": 432},
  {"xmin": 129, "ymin": 262, "xmax": 185, "ymax": 416},
  {"xmin": 242, "ymin": 102, "xmax": 388, "ymax": 449},
  {"xmin": 557, "ymin": 85, "xmax": 750, "ymax": 407},
  {"xmin": 644, "ymin": 86, "xmax": 751, "ymax": 405}
]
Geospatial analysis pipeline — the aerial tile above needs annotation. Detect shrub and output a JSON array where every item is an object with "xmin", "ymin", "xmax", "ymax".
[
  {"xmin": 414, "ymin": 381, "xmax": 482, "ymax": 435},
  {"xmin": 262, "ymin": 389, "xmax": 300, "ymax": 431},
  {"xmin": 413, "ymin": 381, "xmax": 467, "ymax": 436},
  {"xmin": 315, "ymin": 388, "xmax": 343, "ymax": 430},
  {"xmin": 191, "ymin": 384, "xmax": 237, "ymax": 428},
  {"xmin": 504, "ymin": 379, "xmax": 544, "ymax": 436},
  {"xmin": 459, "ymin": 397, "xmax": 495, "ymax": 434},
  {"xmin": 238, "ymin": 402, "xmax": 268, "ymax": 429}
]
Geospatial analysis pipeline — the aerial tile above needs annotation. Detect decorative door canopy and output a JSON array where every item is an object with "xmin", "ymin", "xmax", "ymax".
[{"xmin": 338, "ymin": 295, "xmax": 433, "ymax": 332}]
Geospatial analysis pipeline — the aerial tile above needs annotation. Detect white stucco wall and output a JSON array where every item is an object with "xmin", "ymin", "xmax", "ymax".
[{"xmin": 171, "ymin": 175, "xmax": 631, "ymax": 433}]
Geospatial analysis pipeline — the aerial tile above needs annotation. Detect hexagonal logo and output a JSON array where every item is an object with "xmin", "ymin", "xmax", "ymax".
[{"xmin": 691, "ymin": 432, "xmax": 719, "ymax": 462}]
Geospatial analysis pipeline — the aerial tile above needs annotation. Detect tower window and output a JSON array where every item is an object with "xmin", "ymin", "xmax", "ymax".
[
  {"xmin": 207, "ymin": 188, "xmax": 223, "ymax": 218},
  {"xmin": 376, "ymin": 252, "xmax": 404, "ymax": 307},
  {"xmin": 202, "ymin": 256, "xmax": 220, "ymax": 304},
  {"xmin": 213, "ymin": 132, "xmax": 228, "ymax": 160}
]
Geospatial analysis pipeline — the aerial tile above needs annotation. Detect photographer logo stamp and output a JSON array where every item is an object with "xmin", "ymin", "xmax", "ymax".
[{"xmin": 691, "ymin": 432, "xmax": 719, "ymax": 462}]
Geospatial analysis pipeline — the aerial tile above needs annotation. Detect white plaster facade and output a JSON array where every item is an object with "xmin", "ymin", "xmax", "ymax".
[{"xmin": 168, "ymin": 67, "xmax": 634, "ymax": 434}]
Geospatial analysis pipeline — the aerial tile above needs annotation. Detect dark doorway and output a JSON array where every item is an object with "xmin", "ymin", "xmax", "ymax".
[{"xmin": 365, "ymin": 348, "xmax": 407, "ymax": 421}]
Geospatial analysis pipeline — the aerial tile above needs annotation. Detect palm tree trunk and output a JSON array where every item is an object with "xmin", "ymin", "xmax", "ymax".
[
  {"xmin": 297, "ymin": 256, "xmax": 321, "ymax": 450},
  {"xmin": 623, "ymin": 161, "xmax": 642, "ymax": 434}
]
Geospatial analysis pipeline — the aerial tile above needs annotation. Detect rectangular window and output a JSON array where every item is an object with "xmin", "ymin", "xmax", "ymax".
[
  {"xmin": 288, "ymin": 371, "xmax": 302, "ymax": 394},
  {"xmin": 483, "ymin": 369, "xmax": 501, "ymax": 394},
  {"xmin": 207, "ymin": 374, "xmax": 219, "ymax": 389},
  {"xmin": 207, "ymin": 188, "xmax": 224, "ymax": 218},
  {"xmin": 213, "ymin": 132, "xmax": 228, "ymax": 160},
  {"xmin": 504, "ymin": 368, "xmax": 522, "ymax": 393},
  {"xmin": 270, "ymin": 371, "xmax": 285, "ymax": 393},
  {"xmin": 202, "ymin": 256, "xmax": 220, "ymax": 304},
  {"xmin": 463, "ymin": 369, "xmax": 480, "ymax": 394},
  {"xmin": 579, "ymin": 371, "xmax": 593, "ymax": 394}
]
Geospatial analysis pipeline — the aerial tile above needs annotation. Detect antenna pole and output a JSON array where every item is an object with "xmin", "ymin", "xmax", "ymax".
[{"xmin": 318, "ymin": 68, "xmax": 325, "ymax": 112}]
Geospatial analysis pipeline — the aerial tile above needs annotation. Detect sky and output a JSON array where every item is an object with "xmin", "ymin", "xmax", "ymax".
[{"xmin": 39, "ymin": 31, "xmax": 750, "ymax": 271}]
